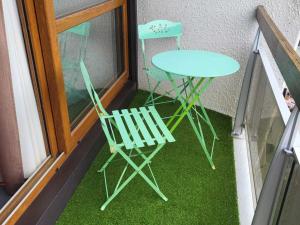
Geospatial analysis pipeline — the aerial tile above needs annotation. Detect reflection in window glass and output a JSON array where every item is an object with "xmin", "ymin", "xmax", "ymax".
[
  {"xmin": 54, "ymin": 0, "xmax": 108, "ymax": 18},
  {"xmin": 245, "ymin": 66, "xmax": 285, "ymax": 200},
  {"xmin": 58, "ymin": 8, "xmax": 124, "ymax": 128}
]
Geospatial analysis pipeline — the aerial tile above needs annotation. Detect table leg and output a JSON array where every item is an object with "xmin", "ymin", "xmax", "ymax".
[
  {"xmin": 167, "ymin": 74, "xmax": 215, "ymax": 169},
  {"xmin": 166, "ymin": 74, "xmax": 216, "ymax": 169},
  {"xmin": 188, "ymin": 78, "xmax": 219, "ymax": 140},
  {"xmin": 166, "ymin": 78, "xmax": 205, "ymax": 131},
  {"xmin": 187, "ymin": 77, "xmax": 218, "ymax": 160}
]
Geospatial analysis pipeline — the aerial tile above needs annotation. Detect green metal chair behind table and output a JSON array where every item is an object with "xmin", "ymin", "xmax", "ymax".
[
  {"xmin": 80, "ymin": 60, "xmax": 175, "ymax": 210},
  {"xmin": 138, "ymin": 20, "xmax": 187, "ymax": 107}
]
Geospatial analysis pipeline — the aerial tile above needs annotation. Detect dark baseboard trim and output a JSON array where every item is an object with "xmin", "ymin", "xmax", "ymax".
[{"xmin": 16, "ymin": 81, "xmax": 137, "ymax": 225}]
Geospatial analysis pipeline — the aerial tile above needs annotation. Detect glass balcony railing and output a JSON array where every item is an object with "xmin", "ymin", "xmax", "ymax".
[
  {"xmin": 233, "ymin": 6, "xmax": 300, "ymax": 225},
  {"xmin": 245, "ymin": 63, "xmax": 286, "ymax": 200}
]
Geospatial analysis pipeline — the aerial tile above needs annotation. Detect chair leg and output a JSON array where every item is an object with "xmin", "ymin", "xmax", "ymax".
[
  {"xmin": 145, "ymin": 74, "xmax": 155, "ymax": 106},
  {"xmin": 100, "ymin": 144, "xmax": 167, "ymax": 211},
  {"xmin": 145, "ymin": 79, "xmax": 190, "ymax": 107},
  {"xmin": 145, "ymin": 81, "xmax": 161, "ymax": 106},
  {"xmin": 113, "ymin": 149, "xmax": 134, "ymax": 192},
  {"xmin": 119, "ymin": 148, "xmax": 168, "ymax": 200},
  {"xmin": 98, "ymin": 151, "xmax": 118, "ymax": 173},
  {"xmin": 133, "ymin": 148, "xmax": 160, "ymax": 188}
]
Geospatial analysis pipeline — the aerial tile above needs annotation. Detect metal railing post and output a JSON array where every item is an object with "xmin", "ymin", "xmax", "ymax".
[{"xmin": 232, "ymin": 29, "xmax": 261, "ymax": 137}]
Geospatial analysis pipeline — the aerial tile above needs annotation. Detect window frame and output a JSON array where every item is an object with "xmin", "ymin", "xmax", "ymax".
[
  {"xmin": 35, "ymin": 0, "xmax": 129, "ymax": 154},
  {"xmin": 0, "ymin": 0, "xmax": 130, "ymax": 223}
]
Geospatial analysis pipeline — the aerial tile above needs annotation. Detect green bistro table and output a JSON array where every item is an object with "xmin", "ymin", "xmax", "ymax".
[{"xmin": 152, "ymin": 50, "xmax": 240, "ymax": 169}]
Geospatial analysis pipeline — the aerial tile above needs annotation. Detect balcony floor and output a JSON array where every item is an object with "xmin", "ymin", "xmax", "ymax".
[{"xmin": 57, "ymin": 90, "xmax": 239, "ymax": 225}]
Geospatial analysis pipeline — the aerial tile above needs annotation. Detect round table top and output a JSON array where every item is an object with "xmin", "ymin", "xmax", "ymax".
[{"xmin": 152, "ymin": 50, "xmax": 240, "ymax": 78}]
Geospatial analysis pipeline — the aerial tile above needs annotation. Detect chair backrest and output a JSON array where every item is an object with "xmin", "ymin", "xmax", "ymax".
[
  {"xmin": 138, "ymin": 20, "xmax": 183, "ymax": 69},
  {"xmin": 80, "ymin": 60, "xmax": 108, "ymax": 117},
  {"xmin": 138, "ymin": 20, "xmax": 182, "ymax": 40}
]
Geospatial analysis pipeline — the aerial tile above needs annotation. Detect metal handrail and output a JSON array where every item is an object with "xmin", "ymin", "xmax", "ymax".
[
  {"xmin": 233, "ymin": 5, "xmax": 300, "ymax": 136},
  {"xmin": 257, "ymin": 5, "xmax": 300, "ymax": 109}
]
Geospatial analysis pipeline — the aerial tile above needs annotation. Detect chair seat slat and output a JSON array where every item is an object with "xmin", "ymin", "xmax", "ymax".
[
  {"xmin": 148, "ymin": 106, "xmax": 175, "ymax": 143},
  {"xmin": 140, "ymin": 107, "xmax": 165, "ymax": 144},
  {"xmin": 121, "ymin": 109, "xmax": 145, "ymax": 148},
  {"xmin": 130, "ymin": 108, "xmax": 155, "ymax": 146},
  {"xmin": 112, "ymin": 110, "xmax": 133, "ymax": 149}
]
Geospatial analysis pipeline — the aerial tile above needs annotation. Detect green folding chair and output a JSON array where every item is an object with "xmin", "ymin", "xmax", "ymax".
[
  {"xmin": 138, "ymin": 20, "xmax": 188, "ymax": 107},
  {"xmin": 80, "ymin": 60, "xmax": 175, "ymax": 210}
]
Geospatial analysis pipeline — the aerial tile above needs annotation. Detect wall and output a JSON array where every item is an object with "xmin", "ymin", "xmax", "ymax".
[{"xmin": 137, "ymin": 0, "xmax": 300, "ymax": 117}]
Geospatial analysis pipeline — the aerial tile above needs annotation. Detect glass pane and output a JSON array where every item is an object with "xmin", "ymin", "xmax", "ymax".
[
  {"xmin": 277, "ymin": 163, "xmax": 300, "ymax": 225},
  {"xmin": 245, "ymin": 65, "xmax": 285, "ymax": 200},
  {"xmin": 58, "ymin": 8, "xmax": 124, "ymax": 128},
  {"xmin": 54, "ymin": 0, "xmax": 108, "ymax": 18}
]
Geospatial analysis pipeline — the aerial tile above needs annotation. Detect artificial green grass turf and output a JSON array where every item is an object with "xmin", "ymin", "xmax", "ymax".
[{"xmin": 56, "ymin": 90, "xmax": 239, "ymax": 225}]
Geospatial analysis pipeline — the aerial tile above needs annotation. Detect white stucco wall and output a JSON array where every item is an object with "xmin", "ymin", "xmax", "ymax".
[{"xmin": 137, "ymin": 0, "xmax": 300, "ymax": 117}]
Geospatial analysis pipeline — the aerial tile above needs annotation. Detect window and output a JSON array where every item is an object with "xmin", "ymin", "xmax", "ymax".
[
  {"xmin": 0, "ymin": 0, "xmax": 131, "ymax": 223},
  {"xmin": 58, "ymin": 8, "xmax": 124, "ymax": 127},
  {"xmin": 34, "ymin": 0, "xmax": 129, "ymax": 153}
]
